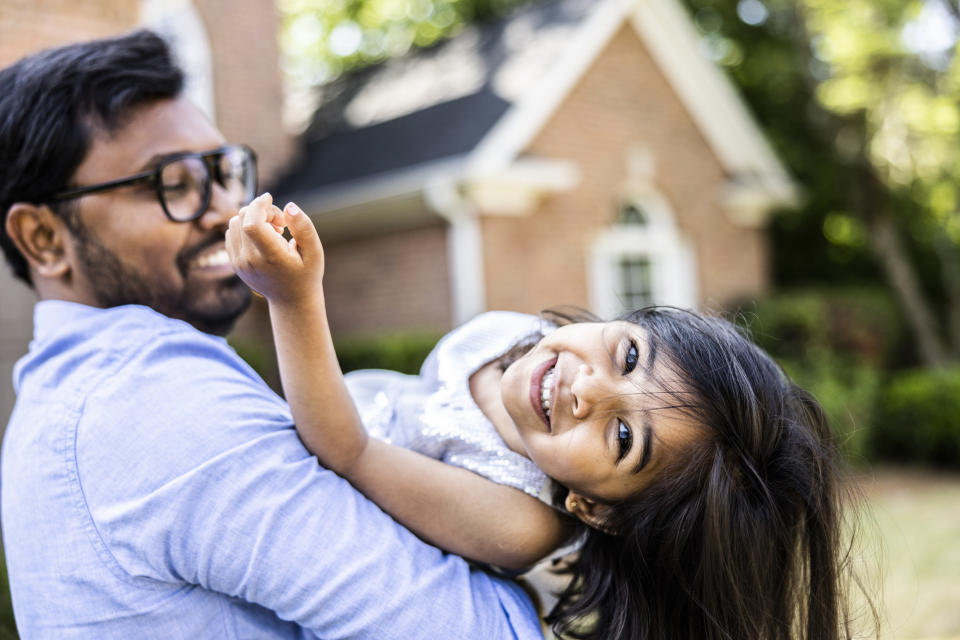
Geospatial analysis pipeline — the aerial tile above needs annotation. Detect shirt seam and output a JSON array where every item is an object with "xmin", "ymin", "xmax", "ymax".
[{"xmin": 66, "ymin": 324, "xmax": 190, "ymax": 590}]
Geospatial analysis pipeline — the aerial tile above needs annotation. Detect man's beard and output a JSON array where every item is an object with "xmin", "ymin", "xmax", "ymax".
[{"xmin": 71, "ymin": 223, "xmax": 251, "ymax": 336}]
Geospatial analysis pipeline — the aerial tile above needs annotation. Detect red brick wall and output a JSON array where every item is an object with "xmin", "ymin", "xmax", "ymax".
[
  {"xmin": 322, "ymin": 225, "xmax": 453, "ymax": 335},
  {"xmin": 481, "ymin": 24, "xmax": 768, "ymax": 315},
  {"xmin": 194, "ymin": 0, "xmax": 292, "ymax": 184},
  {"xmin": 0, "ymin": 1, "xmax": 139, "ymax": 67},
  {"xmin": 0, "ymin": 0, "xmax": 292, "ymax": 183}
]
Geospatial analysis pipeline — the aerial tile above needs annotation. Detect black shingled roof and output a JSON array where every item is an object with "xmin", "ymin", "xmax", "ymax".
[{"xmin": 272, "ymin": 0, "xmax": 597, "ymax": 199}]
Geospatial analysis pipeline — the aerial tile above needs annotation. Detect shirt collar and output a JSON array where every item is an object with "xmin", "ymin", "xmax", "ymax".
[{"xmin": 32, "ymin": 300, "xmax": 105, "ymax": 343}]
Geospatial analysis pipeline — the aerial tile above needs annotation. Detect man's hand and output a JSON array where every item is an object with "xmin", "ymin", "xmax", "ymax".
[{"xmin": 226, "ymin": 193, "xmax": 324, "ymax": 306}]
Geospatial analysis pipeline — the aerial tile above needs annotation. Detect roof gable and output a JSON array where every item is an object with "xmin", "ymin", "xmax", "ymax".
[{"xmin": 275, "ymin": 0, "xmax": 796, "ymax": 211}]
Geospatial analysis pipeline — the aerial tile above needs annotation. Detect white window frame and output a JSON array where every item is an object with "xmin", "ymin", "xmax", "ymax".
[{"xmin": 588, "ymin": 186, "xmax": 697, "ymax": 318}]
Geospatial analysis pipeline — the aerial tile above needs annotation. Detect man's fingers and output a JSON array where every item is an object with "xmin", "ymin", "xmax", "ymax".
[{"xmin": 282, "ymin": 202, "xmax": 321, "ymax": 259}]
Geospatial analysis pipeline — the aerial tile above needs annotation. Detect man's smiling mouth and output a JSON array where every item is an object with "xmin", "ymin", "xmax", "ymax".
[{"xmin": 192, "ymin": 247, "xmax": 230, "ymax": 269}]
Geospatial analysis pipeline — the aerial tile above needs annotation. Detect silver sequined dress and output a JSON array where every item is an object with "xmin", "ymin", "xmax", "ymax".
[{"xmin": 344, "ymin": 311, "xmax": 552, "ymax": 499}]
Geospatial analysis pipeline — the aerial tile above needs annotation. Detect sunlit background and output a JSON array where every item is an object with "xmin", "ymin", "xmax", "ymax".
[{"xmin": 1, "ymin": 0, "xmax": 959, "ymax": 637}]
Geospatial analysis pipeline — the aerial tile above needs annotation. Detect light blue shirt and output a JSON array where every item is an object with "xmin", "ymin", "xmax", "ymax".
[{"xmin": 1, "ymin": 301, "xmax": 542, "ymax": 639}]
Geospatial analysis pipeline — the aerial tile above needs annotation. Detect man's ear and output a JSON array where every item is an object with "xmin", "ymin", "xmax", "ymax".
[
  {"xmin": 565, "ymin": 491, "xmax": 618, "ymax": 535},
  {"xmin": 5, "ymin": 203, "xmax": 72, "ymax": 281}
]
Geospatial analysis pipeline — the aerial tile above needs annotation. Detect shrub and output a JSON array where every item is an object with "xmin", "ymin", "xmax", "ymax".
[
  {"xmin": 738, "ymin": 287, "xmax": 903, "ymax": 367},
  {"xmin": 734, "ymin": 287, "xmax": 900, "ymax": 465},
  {"xmin": 334, "ymin": 331, "xmax": 443, "ymax": 374},
  {"xmin": 869, "ymin": 367, "xmax": 960, "ymax": 468},
  {"xmin": 779, "ymin": 353, "xmax": 881, "ymax": 465}
]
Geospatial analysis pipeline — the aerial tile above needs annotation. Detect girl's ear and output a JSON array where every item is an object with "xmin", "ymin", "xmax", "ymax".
[
  {"xmin": 565, "ymin": 492, "xmax": 618, "ymax": 535},
  {"xmin": 5, "ymin": 203, "xmax": 72, "ymax": 281}
]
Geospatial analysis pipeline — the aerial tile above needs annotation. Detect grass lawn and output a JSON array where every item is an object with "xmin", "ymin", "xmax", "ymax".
[
  {"xmin": 0, "ymin": 467, "xmax": 956, "ymax": 638},
  {"xmin": 857, "ymin": 467, "xmax": 960, "ymax": 639}
]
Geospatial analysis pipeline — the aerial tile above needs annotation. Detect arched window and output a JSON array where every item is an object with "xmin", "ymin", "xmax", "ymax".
[
  {"xmin": 588, "ymin": 189, "xmax": 697, "ymax": 317},
  {"xmin": 614, "ymin": 202, "xmax": 653, "ymax": 309},
  {"xmin": 618, "ymin": 202, "xmax": 648, "ymax": 226}
]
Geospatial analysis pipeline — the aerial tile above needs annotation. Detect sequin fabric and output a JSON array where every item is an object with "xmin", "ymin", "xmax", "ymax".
[{"xmin": 345, "ymin": 311, "xmax": 552, "ymax": 499}]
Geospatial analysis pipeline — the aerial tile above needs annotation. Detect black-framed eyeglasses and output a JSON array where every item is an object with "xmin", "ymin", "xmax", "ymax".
[{"xmin": 46, "ymin": 144, "xmax": 258, "ymax": 222}]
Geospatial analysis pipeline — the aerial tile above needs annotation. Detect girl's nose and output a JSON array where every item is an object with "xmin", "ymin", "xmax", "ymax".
[{"xmin": 570, "ymin": 363, "xmax": 600, "ymax": 419}]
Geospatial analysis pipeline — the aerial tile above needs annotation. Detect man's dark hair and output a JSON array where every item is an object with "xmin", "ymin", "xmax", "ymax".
[{"xmin": 0, "ymin": 30, "xmax": 184, "ymax": 285}]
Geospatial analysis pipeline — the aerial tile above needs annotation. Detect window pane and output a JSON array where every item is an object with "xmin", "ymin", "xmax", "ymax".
[
  {"xmin": 619, "ymin": 256, "xmax": 653, "ymax": 310},
  {"xmin": 618, "ymin": 203, "xmax": 648, "ymax": 226}
]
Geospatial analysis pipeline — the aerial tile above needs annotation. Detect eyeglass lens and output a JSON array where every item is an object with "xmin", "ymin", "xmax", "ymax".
[{"xmin": 159, "ymin": 147, "xmax": 256, "ymax": 221}]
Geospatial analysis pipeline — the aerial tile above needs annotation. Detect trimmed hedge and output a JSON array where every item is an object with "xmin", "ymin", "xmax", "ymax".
[
  {"xmin": 739, "ymin": 287, "xmax": 902, "ymax": 366},
  {"xmin": 736, "ymin": 287, "xmax": 901, "ymax": 465},
  {"xmin": 334, "ymin": 331, "xmax": 444, "ymax": 374},
  {"xmin": 869, "ymin": 367, "xmax": 960, "ymax": 468},
  {"xmin": 779, "ymin": 354, "xmax": 881, "ymax": 464}
]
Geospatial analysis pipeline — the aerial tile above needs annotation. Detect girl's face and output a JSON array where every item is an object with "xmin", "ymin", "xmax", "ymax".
[{"xmin": 501, "ymin": 321, "xmax": 701, "ymax": 503}]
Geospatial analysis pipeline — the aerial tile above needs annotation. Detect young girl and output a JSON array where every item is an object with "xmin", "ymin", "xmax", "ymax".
[{"xmin": 226, "ymin": 194, "xmax": 868, "ymax": 640}]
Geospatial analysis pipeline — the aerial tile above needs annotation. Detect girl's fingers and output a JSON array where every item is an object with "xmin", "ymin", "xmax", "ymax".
[
  {"xmin": 241, "ymin": 194, "xmax": 286, "ymax": 257},
  {"xmin": 226, "ymin": 214, "xmax": 243, "ymax": 266},
  {"xmin": 251, "ymin": 192, "xmax": 285, "ymax": 234},
  {"xmin": 282, "ymin": 202, "xmax": 321, "ymax": 259}
]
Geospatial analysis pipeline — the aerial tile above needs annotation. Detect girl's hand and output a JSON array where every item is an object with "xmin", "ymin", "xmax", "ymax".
[{"xmin": 226, "ymin": 193, "xmax": 325, "ymax": 306}]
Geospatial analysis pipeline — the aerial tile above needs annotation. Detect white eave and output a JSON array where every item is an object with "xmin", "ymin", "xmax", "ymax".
[{"xmin": 294, "ymin": 155, "xmax": 580, "ymax": 227}]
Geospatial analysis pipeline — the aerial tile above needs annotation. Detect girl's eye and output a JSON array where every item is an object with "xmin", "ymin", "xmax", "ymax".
[
  {"xmin": 617, "ymin": 420, "xmax": 633, "ymax": 461},
  {"xmin": 624, "ymin": 340, "xmax": 639, "ymax": 374}
]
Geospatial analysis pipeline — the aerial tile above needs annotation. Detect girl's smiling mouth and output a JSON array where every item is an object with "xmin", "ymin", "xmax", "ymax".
[{"xmin": 529, "ymin": 356, "xmax": 558, "ymax": 431}]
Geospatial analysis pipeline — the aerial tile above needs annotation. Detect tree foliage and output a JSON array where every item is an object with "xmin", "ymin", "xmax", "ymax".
[
  {"xmin": 682, "ymin": 0, "xmax": 960, "ymax": 365},
  {"xmin": 278, "ymin": 0, "xmax": 532, "ymax": 84}
]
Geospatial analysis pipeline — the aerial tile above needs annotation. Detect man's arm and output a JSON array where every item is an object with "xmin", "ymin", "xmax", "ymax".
[
  {"xmin": 76, "ymin": 328, "xmax": 544, "ymax": 639},
  {"xmin": 227, "ymin": 198, "xmax": 572, "ymax": 569}
]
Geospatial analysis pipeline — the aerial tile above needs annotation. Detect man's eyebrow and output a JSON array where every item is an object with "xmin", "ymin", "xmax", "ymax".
[
  {"xmin": 136, "ymin": 153, "xmax": 174, "ymax": 172},
  {"xmin": 633, "ymin": 420, "xmax": 654, "ymax": 474},
  {"xmin": 137, "ymin": 149, "xmax": 198, "ymax": 171}
]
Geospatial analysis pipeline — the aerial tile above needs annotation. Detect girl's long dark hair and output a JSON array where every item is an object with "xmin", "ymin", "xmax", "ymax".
[{"xmin": 524, "ymin": 307, "xmax": 873, "ymax": 640}]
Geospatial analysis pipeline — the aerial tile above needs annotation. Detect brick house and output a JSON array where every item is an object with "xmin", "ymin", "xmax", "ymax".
[
  {"xmin": 0, "ymin": 0, "xmax": 291, "ymax": 425},
  {"xmin": 275, "ymin": 0, "xmax": 798, "ymax": 337}
]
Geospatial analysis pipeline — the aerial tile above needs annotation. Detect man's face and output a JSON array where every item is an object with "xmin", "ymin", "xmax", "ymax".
[{"xmin": 64, "ymin": 97, "xmax": 251, "ymax": 334}]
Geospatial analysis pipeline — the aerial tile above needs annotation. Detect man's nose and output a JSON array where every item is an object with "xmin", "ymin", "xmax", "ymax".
[{"xmin": 195, "ymin": 182, "xmax": 239, "ymax": 231}]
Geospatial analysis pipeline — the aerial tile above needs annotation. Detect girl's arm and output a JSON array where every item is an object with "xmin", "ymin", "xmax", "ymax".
[{"xmin": 226, "ymin": 196, "xmax": 573, "ymax": 569}]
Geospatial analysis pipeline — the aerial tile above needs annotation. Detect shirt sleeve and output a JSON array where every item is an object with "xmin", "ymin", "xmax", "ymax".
[{"xmin": 73, "ymin": 328, "xmax": 542, "ymax": 639}]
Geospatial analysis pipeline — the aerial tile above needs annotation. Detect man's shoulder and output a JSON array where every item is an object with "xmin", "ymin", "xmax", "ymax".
[
  {"xmin": 74, "ymin": 304, "xmax": 283, "ymax": 424},
  {"xmin": 69, "ymin": 305, "xmax": 293, "ymax": 508},
  {"xmin": 25, "ymin": 301, "xmax": 252, "ymax": 381},
  {"xmin": 18, "ymin": 301, "xmax": 289, "ymax": 462},
  {"xmin": 22, "ymin": 302, "xmax": 214, "ymax": 371},
  {"xmin": 73, "ymin": 303, "xmax": 224, "ymax": 353}
]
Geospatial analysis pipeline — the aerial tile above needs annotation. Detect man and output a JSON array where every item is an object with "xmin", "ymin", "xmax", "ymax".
[{"xmin": 0, "ymin": 31, "xmax": 542, "ymax": 638}]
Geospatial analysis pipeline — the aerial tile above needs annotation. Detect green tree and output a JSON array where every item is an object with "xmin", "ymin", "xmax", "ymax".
[
  {"xmin": 278, "ymin": 0, "xmax": 531, "ymax": 94},
  {"xmin": 683, "ymin": 0, "xmax": 960, "ymax": 367}
]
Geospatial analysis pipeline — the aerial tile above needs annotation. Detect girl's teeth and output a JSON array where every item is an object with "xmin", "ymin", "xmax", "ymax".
[{"xmin": 540, "ymin": 367, "xmax": 555, "ymax": 417}]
